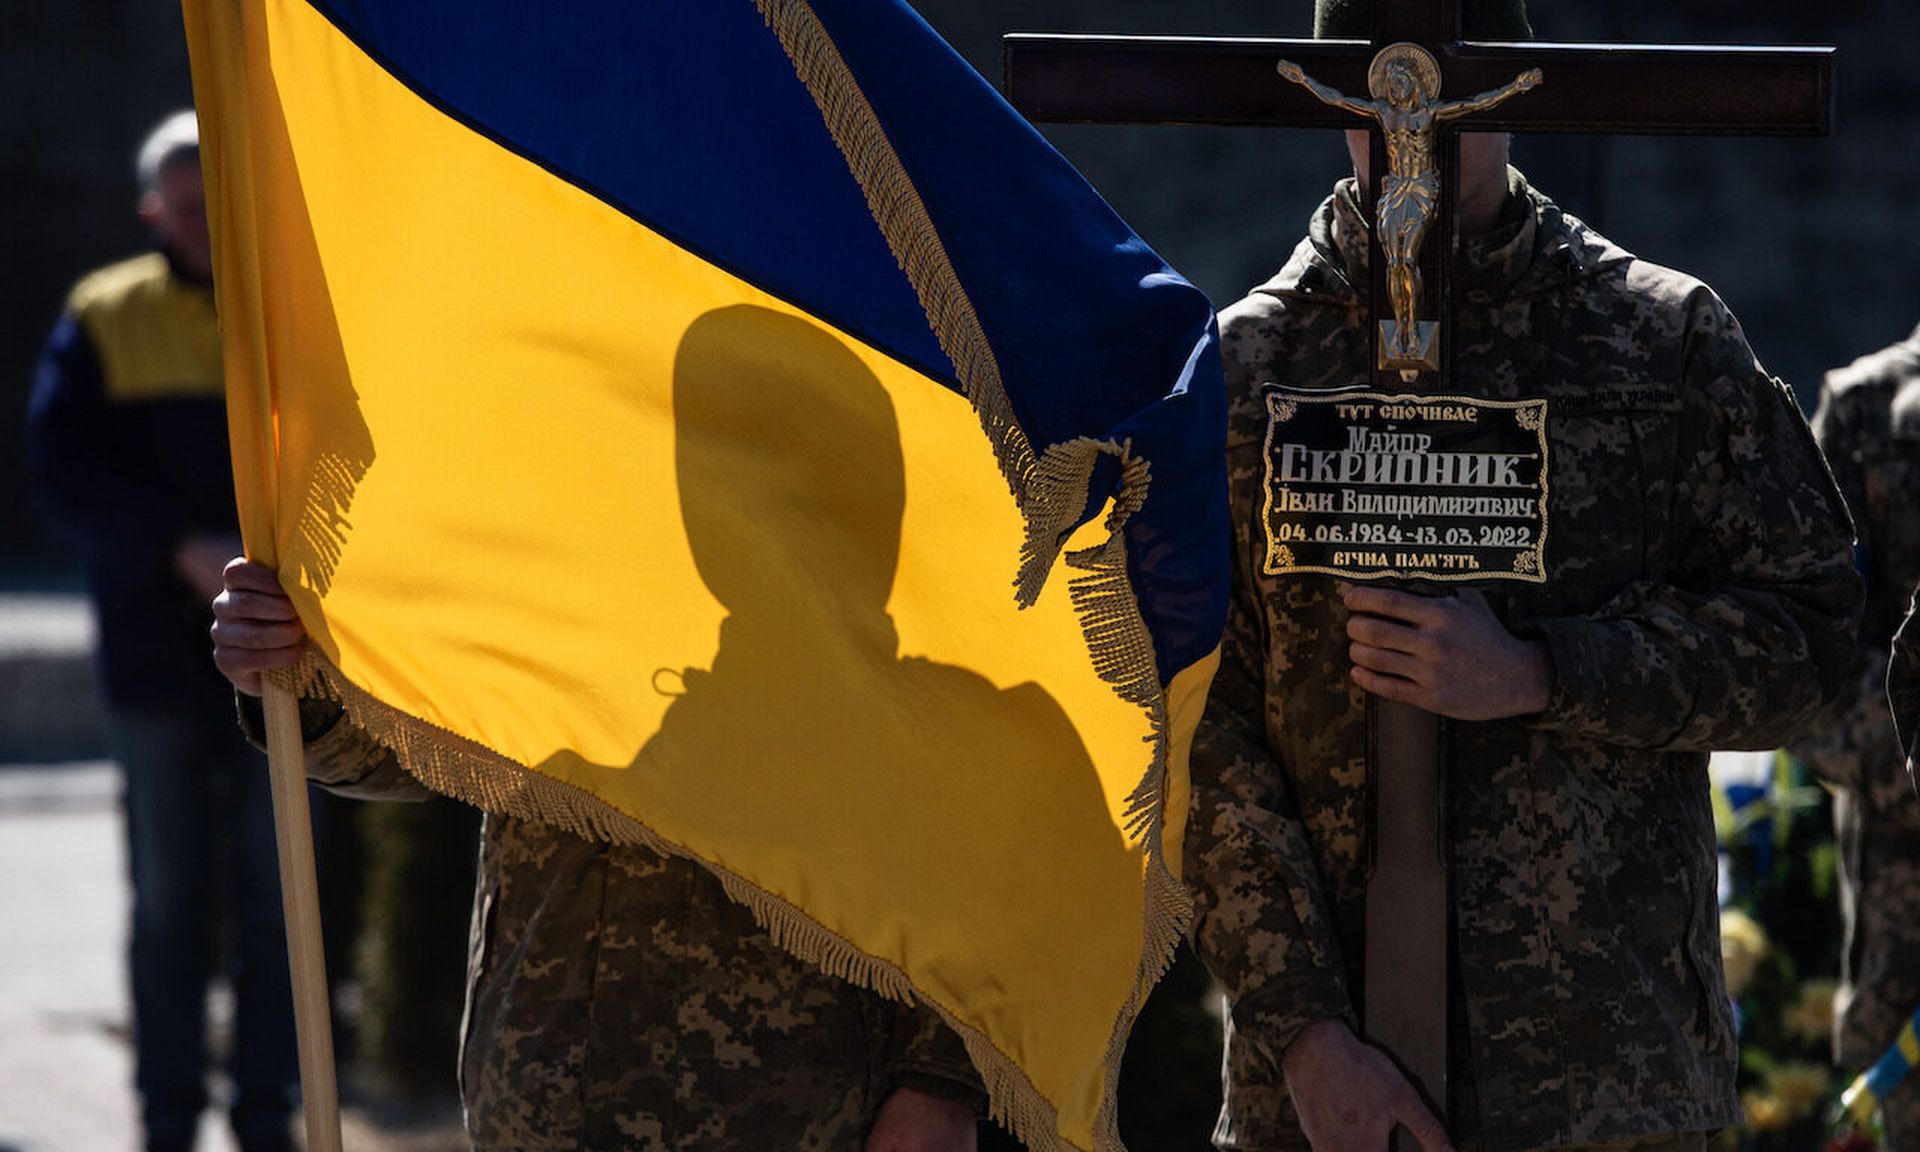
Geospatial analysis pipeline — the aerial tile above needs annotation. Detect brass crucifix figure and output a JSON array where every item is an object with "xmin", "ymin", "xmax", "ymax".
[{"xmin": 1277, "ymin": 45, "xmax": 1541, "ymax": 378}]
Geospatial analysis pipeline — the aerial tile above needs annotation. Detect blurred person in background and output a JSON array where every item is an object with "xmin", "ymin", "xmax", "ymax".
[
  {"xmin": 24, "ymin": 108, "xmax": 301, "ymax": 1152},
  {"xmin": 1794, "ymin": 325, "xmax": 1920, "ymax": 1149}
]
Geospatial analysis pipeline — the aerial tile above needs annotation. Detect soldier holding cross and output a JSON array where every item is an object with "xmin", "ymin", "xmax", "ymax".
[{"xmin": 1181, "ymin": 1, "xmax": 1862, "ymax": 1149}]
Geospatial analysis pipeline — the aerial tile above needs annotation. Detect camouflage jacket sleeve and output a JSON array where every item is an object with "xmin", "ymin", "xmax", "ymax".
[
  {"xmin": 881, "ymin": 997, "xmax": 989, "ymax": 1114},
  {"xmin": 1185, "ymin": 561, "xmax": 1355, "ymax": 1069},
  {"xmin": 235, "ymin": 692, "xmax": 432, "ymax": 801},
  {"xmin": 1525, "ymin": 289, "xmax": 1862, "ymax": 752},
  {"xmin": 1787, "ymin": 374, "xmax": 1892, "ymax": 790}
]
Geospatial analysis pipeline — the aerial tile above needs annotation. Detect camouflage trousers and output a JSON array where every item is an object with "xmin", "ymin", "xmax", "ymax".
[
  {"xmin": 1229, "ymin": 1121, "xmax": 1712, "ymax": 1151},
  {"xmin": 1887, "ymin": 1075, "xmax": 1919, "ymax": 1152},
  {"xmin": 1461, "ymin": 1133, "xmax": 1709, "ymax": 1152},
  {"xmin": 1196, "ymin": 1010, "xmax": 1727, "ymax": 1152},
  {"xmin": 459, "ymin": 815, "xmax": 968, "ymax": 1151}
]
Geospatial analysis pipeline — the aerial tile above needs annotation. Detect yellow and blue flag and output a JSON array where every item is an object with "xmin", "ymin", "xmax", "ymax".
[
  {"xmin": 181, "ymin": 1, "xmax": 1226, "ymax": 1147},
  {"xmin": 1840, "ymin": 1006, "xmax": 1920, "ymax": 1128}
]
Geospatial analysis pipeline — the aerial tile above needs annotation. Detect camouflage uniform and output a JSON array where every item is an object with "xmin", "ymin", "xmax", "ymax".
[
  {"xmin": 1795, "ymin": 325, "xmax": 1920, "ymax": 1148},
  {"xmin": 1187, "ymin": 172, "xmax": 1861, "ymax": 1152},
  {"xmin": 243, "ymin": 696, "xmax": 984, "ymax": 1151}
]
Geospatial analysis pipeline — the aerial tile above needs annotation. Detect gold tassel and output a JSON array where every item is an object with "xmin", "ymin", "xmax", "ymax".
[{"xmin": 292, "ymin": 450, "xmax": 367, "ymax": 596}]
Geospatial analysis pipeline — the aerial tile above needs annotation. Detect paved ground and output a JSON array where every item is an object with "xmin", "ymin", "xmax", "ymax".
[
  {"xmin": 0, "ymin": 762, "xmax": 466, "ymax": 1152},
  {"xmin": 0, "ymin": 593, "xmax": 468, "ymax": 1152},
  {"xmin": 0, "ymin": 595, "xmax": 106, "ymax": 764},
  {"xmin": 0, "ymin": 595, "xmax": 93, "ymax": 656},
  {"xmin": 0, "ymin": 762, "xmax": 142, "ymax": 1152}
]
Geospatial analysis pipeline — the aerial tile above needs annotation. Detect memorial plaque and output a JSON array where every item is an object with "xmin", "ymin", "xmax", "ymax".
[{"xmin": 1260, "ymin": 387, "xmax": 1548, "ymax": 582}]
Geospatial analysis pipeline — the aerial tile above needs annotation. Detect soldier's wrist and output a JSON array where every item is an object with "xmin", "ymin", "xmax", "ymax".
[
  {"xmin": 1508, "ymin": 637, "xmax": 1554, "ymax": 716},
  {"xmin": 1279, "ymin": 1017, "xmax": 1355, "ymax": 1078},
  {"xmin": 885, "ymin": 1069, "xmax": 988, "ymax": 1119}
]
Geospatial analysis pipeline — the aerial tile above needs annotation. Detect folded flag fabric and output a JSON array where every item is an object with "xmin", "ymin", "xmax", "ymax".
[
  {"xmin": 1840, "ymin": 1006, "xmax": 1920, "ymax": 1127},
  {"xmin": 181, "ymin": 1, "xmax": 1227, "ymax": 1146}
]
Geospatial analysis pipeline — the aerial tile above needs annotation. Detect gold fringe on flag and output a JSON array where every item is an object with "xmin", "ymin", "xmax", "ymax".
[
  {"xmin": 268, "ymin": 0, "xmax": 1196, "ymax": 1144},
  {"xmin": 748, "ymin": 1, "xmax": 1191, "ymax": 1146},
  {"xmin": 275, "ymin": 636, "xmax": 1182, "ymax": 1152}
]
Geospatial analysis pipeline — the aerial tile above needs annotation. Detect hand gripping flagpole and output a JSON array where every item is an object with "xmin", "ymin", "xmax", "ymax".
[{"xmin": 262, "ymin": 678, "xmax": 345, "ymax": 1152}]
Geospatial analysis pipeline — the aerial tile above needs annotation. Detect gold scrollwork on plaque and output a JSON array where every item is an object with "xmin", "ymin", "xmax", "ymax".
[
  {"xmin": 1276, "ymin": 46, "xmax": 1543, "ymax": 382},
  {"xmin": 1259, "ymin": 388, "xmax": 1551, "ymax": 584}
]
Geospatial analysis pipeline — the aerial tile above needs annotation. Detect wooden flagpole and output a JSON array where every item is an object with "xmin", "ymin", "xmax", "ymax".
[{"xmin": 261, "ymin": 680, "xmax": 345, "ymax": 1152}]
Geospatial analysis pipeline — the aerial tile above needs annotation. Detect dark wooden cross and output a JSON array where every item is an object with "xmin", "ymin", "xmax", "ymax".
[{"xmin": 1006, "ymin": 7, "xmax": 1831, "ymax": 1145}]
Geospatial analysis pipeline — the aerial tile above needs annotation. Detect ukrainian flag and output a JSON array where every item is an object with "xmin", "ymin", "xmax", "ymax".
[
  {"xmin": 181, "ymin": 2, "xmax": 1226, "ymax": 1147},
  {"xmin": 1841, "ymin": 1006, "xmax": 1920, "ymax": 1128}
]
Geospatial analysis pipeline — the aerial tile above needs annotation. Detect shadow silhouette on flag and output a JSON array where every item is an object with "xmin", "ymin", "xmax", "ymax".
[{"xmin": 587, "ymin": 304, "xmax": 1141, "ymax": 1046}]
